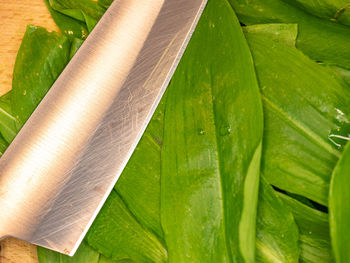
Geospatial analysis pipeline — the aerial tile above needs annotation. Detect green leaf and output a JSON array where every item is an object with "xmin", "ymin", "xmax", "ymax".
[
  {"xmin": 0, "ymin": 91, "xmax": 17, "ymax": 143},
  {"xmin": 329, "ymin": 142, "xmax": 350, "ymax": 262},
  {"xmin": 98, "ymin": 0, "xmax": 113, "ymax": 9},
  {"xmin": 0, "ymin": 134, "xmax": 9, "ymax": 157},
  {"xmin": 229, "ymin": 0, "xmax": 350, "ymax": 69},
  {"xmin": 281, "ymin": 0, "xmax": 350, "ymax": 26},
  {"xmin": 279, "ymin": 193, "xmax": 334, "ymax": 263},
  {"xmin": 70, "ymin": 38, "xmax": 85, "ymax": 59},
  {"xmin": 47, "ymin": 0, "xmax": 105, "ymax": 32},
  {"xmin": 161, "ymin": 0, "xmax": 263, "ymax": 262},
  {"xmin": 244, "ymin": 24, "xmax": 350, "ymax": 206},
  {"xmin": 87, "ymin": 191, "xmax": 167, "ymax": 263},
  {"xmin": 243, "ymin": 23, "xmax": 298, "ymax": 47},
  {"xmin": 335, "ymin": 4, "xmax": 350, "ymax": 26},
  {"xmin": 37, "ymin": 241, "xmax": 100, "ymax": 263},
  {"xmin": 256, "ymin": 177, "xmax": 300, "ymax": 263},
  {"xmin": 12, "ymin": 25, "xmax": 71, "ymax": 129},
  {"xmin": 44, "ymin": 0, "xmax": 89, "ymax": 40}
]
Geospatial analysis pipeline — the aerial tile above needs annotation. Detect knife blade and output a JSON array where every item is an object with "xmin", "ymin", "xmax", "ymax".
[{"xmin": 0, "ymin": 0, "xmax": 207, "ymax": 256}]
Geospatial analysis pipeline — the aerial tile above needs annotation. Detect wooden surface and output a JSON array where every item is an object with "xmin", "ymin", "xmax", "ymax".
[{"xmin": 0, "ymin": 0, "xmax": 58, "ymax": 262}]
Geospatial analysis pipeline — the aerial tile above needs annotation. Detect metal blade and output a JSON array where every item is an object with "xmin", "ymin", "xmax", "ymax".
[{"xmin": 0, "ymin": 0, "xmax": 207, "ymax": 255}]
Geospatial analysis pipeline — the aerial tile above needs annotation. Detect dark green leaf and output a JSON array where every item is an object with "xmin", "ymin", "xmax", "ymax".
[
  {"xmin": 279, "ymin": 193, "xmax": 334, "ymax": 263},
  {"xmin": 244, "ymin": 24, "xmax": 350, "ymax": 205},
  {"xmin": 87, "ymin": 191, "xmax": 167, "ymax": 263},
  {"xmin": 12, "ymin": 25, "xmax": 71, "ymax": 129},
  {"xmin": 229, "ymin": 0, "xmax": 350, "ymax": 69},
  {"xmin": 161, "ymin": 0, "xmax": 263, "ymax": 262},
  {"xmin": 329, "ymin": 142, "xmax": 350, "ymax": 262},
  {"xmin": 256, "ymin": 177, "xmax": 300, "ymax": 263}
]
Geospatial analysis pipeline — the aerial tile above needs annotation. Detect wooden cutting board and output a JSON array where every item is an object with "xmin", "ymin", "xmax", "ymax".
[{"xmin": 0, "ymin": 0, "xmax": 58, "ymax": 262}]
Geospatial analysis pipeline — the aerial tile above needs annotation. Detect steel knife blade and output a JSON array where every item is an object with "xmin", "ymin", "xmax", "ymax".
[{"xmin": 0, "ymin": 0, "xmax": 207, "ymax": 255}]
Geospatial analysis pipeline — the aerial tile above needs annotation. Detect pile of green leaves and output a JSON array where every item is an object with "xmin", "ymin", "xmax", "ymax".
[{"xmin": 2, "ymin": 0, "xmax": 350, "ymax": 262}]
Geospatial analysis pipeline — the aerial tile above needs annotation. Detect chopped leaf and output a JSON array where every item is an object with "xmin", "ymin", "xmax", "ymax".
[
  {"xmin": 329, "ymin": 142, "xmax": 350, "ymax": 262},
  {"xmin": 161, "ymin": 0, "xmax": 263, "ymax": 262}
]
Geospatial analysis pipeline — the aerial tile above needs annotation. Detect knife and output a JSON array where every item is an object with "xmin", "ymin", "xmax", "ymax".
[{"xmin": 0, "ymin": 0, "xmax": 207, "ymax": 256}]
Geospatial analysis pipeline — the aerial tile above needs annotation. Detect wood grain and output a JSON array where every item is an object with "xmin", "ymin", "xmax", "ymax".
[
  {"xmin": 0, "ymin": 0, "xmax": 58, "ymax": 95},
  {"xmin": 0, "ymin": 0, "xmax": 58, "ymax": 262}
]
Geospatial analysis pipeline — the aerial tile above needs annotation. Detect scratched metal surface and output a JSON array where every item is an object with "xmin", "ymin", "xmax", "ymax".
[{"xmin": 0, "ymin": 0, "xmax": 207, "ymax": 256}]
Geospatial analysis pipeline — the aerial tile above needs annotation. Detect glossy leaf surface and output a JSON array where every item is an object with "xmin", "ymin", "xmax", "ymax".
[
  {"xmin": 161, "ymin": 0, "xmax": 263, "ymax": 262},
  {"xmin": 244, "ymin": 24, "xmax": 350, "ymax": 205}
]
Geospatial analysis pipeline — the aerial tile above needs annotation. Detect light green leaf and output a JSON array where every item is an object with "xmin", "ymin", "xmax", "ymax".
[
  {"xmin": 256, "ymin": 177, "xmax": 300, "ymax": 263},
  {"xmin": 12, "ymin": 25, "xmax": 71, "ymax": 129},
  {"xmin": 243, "ymin": 23, "xmax": 298, "ymax": 47},
  {"xmin": 0, "ymin": 134, "xmax": 8, "ymax": 157},
  {"xmin": 161, "ymin": 0, "xmax": 263, "ymax": 262},
  {"xmin": 0, "ymin": 91, "xmax": 16, "ymax": 143},
  {"xmin": 279, "ymin": 193, "xmax": 334, "ymax": 263},
  {"xmin": 229, "ymin": 0, "xmax": 350, "ymax": 69},
  {"xmin": 87, "ymin": 191, "xmax": 167, "ymax": 263},
  {"xmin": 244, "ymin": 24, "xmax": 350, "ymax": 206},
  {"xmin": 329, "ymin": 142, "xmax": 350, "ymax": 262}
]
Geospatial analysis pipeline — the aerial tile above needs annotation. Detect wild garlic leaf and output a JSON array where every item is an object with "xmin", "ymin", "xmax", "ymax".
[
  {"xmin": 256, "ymin": 177, "xmax": 300, "ymax": 263},
  {"xmin": 0, "ymin": 91, "xmax": 17, "ymax": 144},
  {"xmin": 279, "ymin": 193, "xmax": 334, "ymax": 263},
  {"xmin": 280, "ymin": 0, "xmax": 350, "ymax": 26},
  {"xmin": 44, "ymin": 0, "xmax": 89, "ymax": 40},
  {"xmin": 229, "ymin": 0, "xmax": 350, "ymax": 69},
  {"xmin": 87, "ymin": 191, "xmax": 167, "ymax": 263},
  {"xmin": 329, "ymin": 142, "xmax": 350, "ymax": 263},
  {"xmin": 37, "ymin": 241, "xmax": 100, "ymax": 263},
  {"xmin": 11, "ymin": 25, "xmax": 71, "ymax": 129},
  {"xmin": 244, "ymin": 24, "xmax": 350, "ymax": 205},
  {"xmin": 47, "ymin": 0, "xmax": 105, "ymax": 32},
  {"xmin": 161, "ymin": 0, "xmax": 263, "ymax": 261}
]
